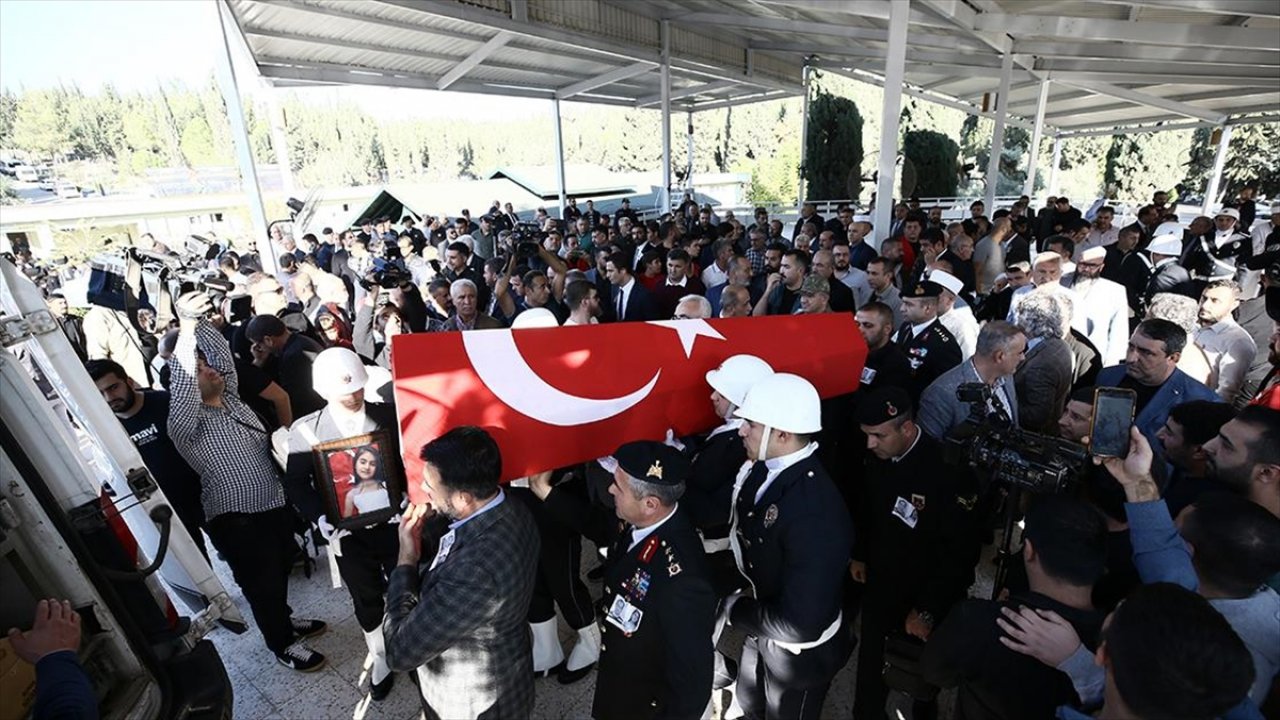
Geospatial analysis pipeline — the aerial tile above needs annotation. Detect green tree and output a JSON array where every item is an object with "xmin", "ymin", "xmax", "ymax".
[
  {"xmin": 0, "ymin": 90, "xmax": 16, "ymax": 145},
  {"xmin": 1104, "ymin": 130, "xmax": 1191, "ymax": 201},
  {"xmin": 901, "ymin": 130, "xmax": 960, "ymax": 198},
  {"xmin": 1183, "ymin": 122, "xmax": 1280, "ymax": 201},
  {"xmin": 803, "ymin": 89, "xmax": 863, "ymax": 201},
  {"xmin": 13, "ymin": 89, "xmax": 73, "ymax": 160}
]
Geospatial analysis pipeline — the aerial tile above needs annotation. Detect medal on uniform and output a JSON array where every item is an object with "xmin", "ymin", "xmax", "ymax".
[
  {"xmin": 763, "ymin": 504, "xmax": 779, "ymax": 528},
  {"xmin": 911, "ymin": 494, "xmax": 926, "ymax": 511},
  {"xmin": 606, "ymin": 595, "xmax": 644, "ymax": 634},
  {"xmin": 860, "ymin": 366, "xmax": 877, "ymax": 385}
]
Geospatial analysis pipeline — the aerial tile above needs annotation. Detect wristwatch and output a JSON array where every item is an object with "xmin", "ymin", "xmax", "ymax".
[{"xmin": 916, "ymin": 610, "xmax": 936, "ymax": 629}]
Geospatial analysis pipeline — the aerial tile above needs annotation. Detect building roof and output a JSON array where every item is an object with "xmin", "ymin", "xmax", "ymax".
[
  {"xmin": 224, "ymin": 0, "xmax": 1278, "ymax": 135},
  {"xmin": 487, "ymin": 164, "xmax": 639, "ymax": 199}
]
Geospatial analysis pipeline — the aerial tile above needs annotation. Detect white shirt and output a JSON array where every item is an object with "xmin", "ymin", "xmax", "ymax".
[
  {"xmin": 751, "ymin": 442, "xmax": 819, "ymax": 505},
  {"xmin": 628, "ymin": 503, "xmax": 679, "ymax": 552},
  {"xmin": 939, "ymin": 306, "xmax": 980, "ymax": 360},
  {"xmin": 1194, "ymin": 318, "xmax": 1258, "ymax": 401},
  {"xmin": 701, "ymin": 262, "xmax": 729, "ymax": 289},
  {"xmin": 834, "ymin": 266, "xmax": 873, "ymax": 307},
  {"xmin": 1078, "ymin": 227, "xmax": 1119, "ymax": 260}
]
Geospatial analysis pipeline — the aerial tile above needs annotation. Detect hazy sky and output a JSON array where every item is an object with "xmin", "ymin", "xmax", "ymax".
[{"xmin": 0, "ymin": 0, "xmax": 563, "ymax": 119}]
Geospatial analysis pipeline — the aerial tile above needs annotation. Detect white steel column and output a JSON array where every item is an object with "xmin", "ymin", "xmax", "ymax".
[
  {"xmin": 266, "ymin": 89, "xmax": 294, "ymax": 199},
  {"xmin": 872, "ymin": 0, "xmax": 910, "ymax": 250},
  {"xmin": 1022, "ymin": 78, "xmax": 1050, "ymax": 197},
  {"xmin": 984, "ymin": 47, "xmax": 1014, "ymax": 214},
  {"xmin": 686, "ymin": 111, "xmax": 695, "ymax": 196},
  {"xmin": 213, "ymin": 0, "xmax": 274, "ymax": 276},
  {"xmin": 660, "ymin": 20, "xmax": 673, "ymax": 215},
  {"xmin": 797, "ymin": 62, "xmax": 812, "ymax": 205},
  {"xmin": 1048, "ymin": 136, "xmax": 1063, "ymax": 197},
  {"xmin": 552, "ymin": 97, "xmax": 567, "ymax": 220},
  {"xmin": 1202, "ymin": 125, "xmax": 1233, "ymax": 215}
]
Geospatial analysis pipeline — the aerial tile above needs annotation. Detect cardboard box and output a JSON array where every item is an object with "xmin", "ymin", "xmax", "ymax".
[{"xmin": 0, "ymin": 637, "xmax": 37, "ymax": 720}]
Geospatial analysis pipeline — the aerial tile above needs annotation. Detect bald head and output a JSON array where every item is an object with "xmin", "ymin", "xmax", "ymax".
[{"xmin": 719, "ymin": 285, "xmax": 751, "ymax": 318}]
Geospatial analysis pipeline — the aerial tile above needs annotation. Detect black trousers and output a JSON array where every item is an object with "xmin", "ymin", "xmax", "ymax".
[
  {"xmin": 853, "ymin": 594, "xmax": 936, "ymax": 720},
  {"xmin": 738, "ymin": 636, "xmax": 833, "ymax": 720},
  {"xmin": 206, "ymin": 507, "xmax": 297, "ymax": 654},
  {"xmin": 527, "ymin": 505, "xmax": 594, "ymax": 629},
  {"xmin": 334, "ymin": 523, "xmax": 399, "ymax": 632}
]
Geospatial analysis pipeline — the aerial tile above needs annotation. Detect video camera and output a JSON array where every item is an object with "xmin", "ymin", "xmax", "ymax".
[
  {"xmin": 510, "ymin": 221, "xmax": 544, "ymax": 260},
  {"xmin": 943, "ymin": 382, "xmax": 1087, "ymax": 494},
  {"xmin": 358, "ymin": 263, "xmax": 412, "ymax": 291}
]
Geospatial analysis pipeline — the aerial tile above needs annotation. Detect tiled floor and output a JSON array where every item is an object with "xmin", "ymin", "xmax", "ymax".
[{"xmin": 202, "ymin": 540, "xmax": 993, "ymax": 719}]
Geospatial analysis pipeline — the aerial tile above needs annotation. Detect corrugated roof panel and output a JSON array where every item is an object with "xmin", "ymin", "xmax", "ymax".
[
  {"xmin": 249, "ymin": 37, "xmax": 455, "ymax": 77},
  {"xmin": 496, "ymin": 44, "xmax": 622, "ymax": 77}
]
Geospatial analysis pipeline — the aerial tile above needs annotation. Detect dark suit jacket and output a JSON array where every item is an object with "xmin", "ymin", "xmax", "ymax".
[
  {"xmin": 613, "ymin": 281, "xmax": 660, "ymax": 322},
  {"xmin": 385, "ymin": 495, "xmax": 539, "ymax": 720},
  {"xmin": 1014, "ymin": 337, "xmax": 1074, "ymax": 434},
  {"xmin": 1144, "ymin": 261, "xmax": 1197, "ymax": 306},
  {"xmin": 791, "ymin": 214, "xmax": 826, "ymax": 239},
  {"xmin": 276, "ymin": 333, "xmax": 326, "ymax": 418}
]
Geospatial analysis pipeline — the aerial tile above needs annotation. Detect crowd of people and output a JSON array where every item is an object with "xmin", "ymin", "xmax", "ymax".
[{"xmin": 16, "ymin": 185, "xmax": 1280, "ymax": 720}]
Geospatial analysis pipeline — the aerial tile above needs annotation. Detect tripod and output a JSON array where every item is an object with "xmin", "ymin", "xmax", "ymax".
[{"xmin": 990, "ymin": 483, "xmax": 1025, "ymax": 601}]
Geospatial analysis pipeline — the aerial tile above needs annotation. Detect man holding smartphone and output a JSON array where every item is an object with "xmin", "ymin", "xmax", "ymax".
[{"xmin": 1095, "ymin": 318, "xmax": 1218, "ymax": 457}]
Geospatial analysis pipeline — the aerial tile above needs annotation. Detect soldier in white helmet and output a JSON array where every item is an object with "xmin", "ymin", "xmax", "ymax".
[
  {"xmin": 282, "ymin": 347, "xmax": 401, "ymax": 700},
  {"xmin": 722, "ymin": 372, "xmax": 854, "ymax": 719}
]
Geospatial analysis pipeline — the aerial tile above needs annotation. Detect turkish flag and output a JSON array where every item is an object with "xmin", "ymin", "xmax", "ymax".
[{"xmin": 391, "ymin": 315, "xmax": 866, "ymax": 499}]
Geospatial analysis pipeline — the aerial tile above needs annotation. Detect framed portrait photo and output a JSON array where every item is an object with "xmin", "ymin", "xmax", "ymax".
[{"xmin": 311, "ymin": 431, "xmax": 405, "ymax": 530}]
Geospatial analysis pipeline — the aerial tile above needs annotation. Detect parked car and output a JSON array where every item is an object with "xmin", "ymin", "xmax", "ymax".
[
  {"xmin": 55, "ymin": 181, "xmax": 81, "ymax": 199},
  {"xmin": 14, "ymin": 165, "xmax": 38, "ymax": 182}
]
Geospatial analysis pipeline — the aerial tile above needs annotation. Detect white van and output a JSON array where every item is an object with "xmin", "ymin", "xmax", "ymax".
[
  {"xmin": 13, "ymin": 165, "xmax": 38, "ymax": 183},
  {"xmin": 0, "ymin": 257, "xmax": 237, "ymax": 719}
]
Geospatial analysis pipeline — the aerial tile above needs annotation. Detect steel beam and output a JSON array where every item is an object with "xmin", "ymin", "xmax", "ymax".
[
  {"xmin": 1023, "ymin": 79, "xmax": 1050, "ymax": 197},
  {"xmin": 437, "ymin": 31, "xmax": 513, "ymax": 90},
  {"xmin": 822, "ymin": 65, "xmax": 1037, "ymax": 132},
  {"xmin": 552, "ymin": 98, "xmax": 567, "ymax": 220},
  {"xmin": 661, "ymin": 20, "xmax": 672, "ymax": 215},
  {"xmin": 1053, "ymin": 80, "xmax": 1228, "ymax": 123},
  {"xmin": 556, "ymin": 62, "xmax": 655, "ymax": 100},
  {"xmin": 1203, "ymin": 125, "xmax": 1233, "ymax": 214},
  {"xmin": 974, "ymin": 12, "xmax": 1279, "ymax": 50},
  {"xmin": 635, "ymin": 80, "xmax": 738, "ymax": 107}
]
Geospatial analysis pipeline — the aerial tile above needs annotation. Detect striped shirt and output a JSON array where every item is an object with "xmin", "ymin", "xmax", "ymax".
[{"xmin": 168, "ymin": 321, "xmax": 286, "ymax": 520}]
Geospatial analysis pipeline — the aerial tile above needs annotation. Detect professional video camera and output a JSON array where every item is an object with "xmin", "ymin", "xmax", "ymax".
[
  {"xmin": 510, "ymin": 221, "xmax": 544, "ymax": 259},
  {"xmin": 358, "ymin": 263, "xmax": 412, "ymax": 291},
  {"xmin": 943, "ymin": 382, "xmax": 1087, "ymax": 494}
]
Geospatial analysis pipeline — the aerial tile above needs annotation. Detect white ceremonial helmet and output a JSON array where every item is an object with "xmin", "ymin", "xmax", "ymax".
[
  {"xmin": 312, "ymin": 347, "xmax": 369, "ymax": 400},
  {"xmin": 705, "ymin": 355, "xmax": 775, "ymax": 410}
]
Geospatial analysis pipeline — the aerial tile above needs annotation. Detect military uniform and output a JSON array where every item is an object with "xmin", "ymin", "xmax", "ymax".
[
  {"xmin": 894, "ymin": 318, "xmax": 962, "ymax": 404},
  {"xmin": 729, "ymin": 449, "xmax": 855, "ymax": 719},
  {"xmin": 683, "ymin": 423, "xmax": 751, "ymax": 597},
  {"xmin": 541, "ymin": 443, "xmax": 717, "ymax": 720},
  {"xmin": 851, "ymin": 390, "xmax": 981, "ymax": 720}
]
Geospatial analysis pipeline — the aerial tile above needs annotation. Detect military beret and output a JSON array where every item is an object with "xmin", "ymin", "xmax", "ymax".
[
  {"xmin": 613, "ymin": 441, "xmax": 690, "ymax": 486},
  {"xmin": 801, "ymin": 274, "xmax": 830, "ymax": 295},
  {"xmin": 854, "ymin": 386, "xmax": 913, "ymax": 426},
  {"xmin": 909, "ymin": 280, "xmax": 944, "ymax": 298}
]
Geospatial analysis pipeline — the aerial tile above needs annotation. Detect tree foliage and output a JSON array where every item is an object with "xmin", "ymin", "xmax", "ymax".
[
  {"xmin": 1182, "ymin": 122, "xmax": 1280, "ymax": 201},
  {"xmin": 803, "ymin": 89, "xmax": 864, "ymax": 201},
  {"xmin": 1103, "ymin": 130, "xmax": 1191, "ymax": 201},
  {"xmin": 902, "ymin": 130, "xmax": 960, "ymax": 198}
]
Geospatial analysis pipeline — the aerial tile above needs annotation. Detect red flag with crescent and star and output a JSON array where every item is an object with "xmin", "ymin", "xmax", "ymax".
[{"xmin": 391, "ymin": 315, "xmax": 866, "ymax": 500}]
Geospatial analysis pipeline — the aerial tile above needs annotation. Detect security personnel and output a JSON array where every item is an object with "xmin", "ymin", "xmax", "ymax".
[
  {"xmin": 726, "ymin": 373, "xmax": 854, "ymax": 719},
  {"xmin": 894, "ymin": 280, "xmax": 963, "ymax": 403},
  {"xmin": 282, "ymin": 348, "xmax": 400, "ymax": 700},
  {"xmin": 529, "ymin": 442, "xmax": 716, "ymax": 720},
  {"xmin": 851, "ymin": 387, "xmax": 981, "ymax": 720}
]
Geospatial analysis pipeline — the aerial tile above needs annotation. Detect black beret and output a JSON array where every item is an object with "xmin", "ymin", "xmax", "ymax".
[
  {"xmin": 854, "ymin": 387, "xmax": 913, "ymax": 426},
  {"xmin": 613, "ymin": 441, "xmax": 690, "ymax": 487}
]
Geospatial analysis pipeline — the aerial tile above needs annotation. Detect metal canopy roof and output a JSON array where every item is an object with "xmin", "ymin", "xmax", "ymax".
[{"xmin": 225, "ymin": 0, "xmax": 1279, "ymax": 134}]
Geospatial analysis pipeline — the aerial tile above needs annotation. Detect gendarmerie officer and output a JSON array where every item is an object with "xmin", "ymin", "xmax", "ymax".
[
  {"xmin": 726, "ymin": 373, "xmax": 854, "ymax": 719},
  {"xmin": 282, "ymin": 348, "xmax": 401, "ymax": 699},
  {"xmin": 851, "ymin": 387, "xmax": 981, "ymax": 720},
  {"xmin": 530, "ymin": 442, "xmax": 716, "ymax": 720},
  {"xmin": 894, "ymin": 280, "xmax": 963, "ymax": 404}
]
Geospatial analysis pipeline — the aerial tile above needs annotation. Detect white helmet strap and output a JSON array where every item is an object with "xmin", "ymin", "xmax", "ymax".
[{"xmin": 757, "ymin": 424, "xmax": 773, "ymax": 463}]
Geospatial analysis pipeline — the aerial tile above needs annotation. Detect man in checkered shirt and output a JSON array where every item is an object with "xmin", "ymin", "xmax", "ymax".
[{"xmin": 168, "ymin": 292, "xmax": 328, "ymax": 672}]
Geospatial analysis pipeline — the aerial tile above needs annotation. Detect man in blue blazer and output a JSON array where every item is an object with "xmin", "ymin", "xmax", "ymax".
[{"xmin": 1095, "ymin": 318, "xmax": 1218, "ymax": 460}]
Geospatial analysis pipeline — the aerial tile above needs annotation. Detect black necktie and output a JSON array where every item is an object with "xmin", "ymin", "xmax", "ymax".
[
  {"xmin": 737, "ymin": 462, "xmax": 770, "ymax": 518},
  {"xmin": 616, "ymin": 290, "xmax": 625, "ymax": 319}
]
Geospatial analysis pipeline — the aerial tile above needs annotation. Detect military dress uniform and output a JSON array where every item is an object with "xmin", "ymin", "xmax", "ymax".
[
  {"xmin": 683, "ymin": 422, "xmax": 752, "ymax": 596},
  {"xmin": 851, "ymin": 389, "xmax": 981, "ymax": 720},
  {"xmin": 729, "ymin": 446, "xmax": 855, "ymax": 720},
  {"xmin": 541, "ymin": 443, "xmax": 717, "ymax": 720},
  {"xmin": 894, "ymin": 290, "xmax": 963, "ymax": 406}
]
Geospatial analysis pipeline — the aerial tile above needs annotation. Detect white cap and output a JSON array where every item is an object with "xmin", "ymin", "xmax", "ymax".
[
  {"xmin": 1215, "ymin": 207, "xmax": 1240, "ymax": 220},
  {"xmin": 930, "ymin": 269, "xmax": 964, "ymax": 297},
  {"xmin": 1148, "ymin": 233, "xmax": 1183, "ymax": 257},
  {"xmin": 511, "ymin": 307, "xmax": 559, "ymax": 328},
  {"xmin": 1155, "ymin": 221, "xmax": 1184, "ymax": 238},
  {"xmin": 1270, "ymin": 202, "xmax": 1280, "ymax": 215},
  {"xmin": 706, "ymin": 355, "xmax": 775, "ymax": 408},
  {"xmin": 312, "ymin": 348, "xmax": 369, "ymax": 400},
  {"xmin": 1080, "ymin": 246, "xmax": 1106, "ymax": 262},
  {"xmin": 852, "ymin": 214, "xmax": 872, "ymax": 223}
]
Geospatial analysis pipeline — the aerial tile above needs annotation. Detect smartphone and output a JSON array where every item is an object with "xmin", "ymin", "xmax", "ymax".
[{"xmin": 1090, "ymin": 388, "xmax": 1137, "ymax": 458}]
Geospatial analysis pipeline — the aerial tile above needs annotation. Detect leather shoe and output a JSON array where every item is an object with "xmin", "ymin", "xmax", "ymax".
[
  {"xmin": 370, "ymin": 673, "xmax": 394, "ymax": 701},
  {"xmin": 533, "ymin": 661, "xmax": 566, "ymax": 679},
  {"xmin": 557, "ymin": 662, "xmax": 595, "ymax": 684}
]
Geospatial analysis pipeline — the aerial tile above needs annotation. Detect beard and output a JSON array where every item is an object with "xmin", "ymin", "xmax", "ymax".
[{"xmin": 1206, "ymin": 456, "xmax": 1253, "ymax": 492}]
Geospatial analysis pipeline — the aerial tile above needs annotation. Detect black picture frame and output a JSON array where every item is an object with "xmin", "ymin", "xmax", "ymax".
[{"xmin": 310, "ymin": 431, "xmax": 405, "ymax": 530}]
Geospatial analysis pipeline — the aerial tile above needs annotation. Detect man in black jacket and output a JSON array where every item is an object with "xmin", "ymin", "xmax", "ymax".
[
  {"xmin": 246, "ymin": 313, "xmax": 326, "ymax": 418},
  {"xmin": 727, "ymin": 372, "xmax": 854, "ymax": 720},
  {"xmin": 852, "ymin": 387, "xmax": 981, "ymax": 720},
  {"xmin": 529, "ymin": 442, "xmax": 716, "ymax": 720},
  {"xmin": 920, "ymin": 495, "xmax": 1108, "ymax": 720}
]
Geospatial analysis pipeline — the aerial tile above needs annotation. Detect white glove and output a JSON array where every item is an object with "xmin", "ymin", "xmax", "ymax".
[
  {"xmin": 663, "ymin": 428, "xmax": 686, "ymax": 451},
  {"xmin": 596, "ymin": 456, "xmax": 619, "ymax": 474},
  {"xmin": 720, "ymin": 591, "xmax": 744, "ymax": 626},
  {"xmin": 316, "ymin": 516, "xmax": 350, "ymax": 544}
]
